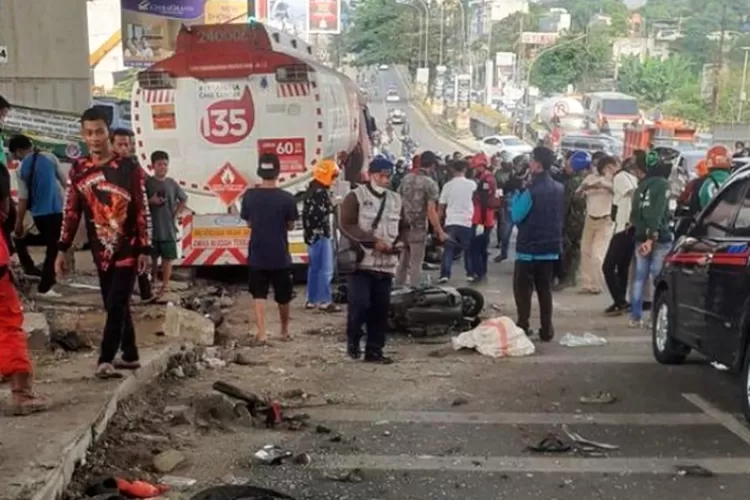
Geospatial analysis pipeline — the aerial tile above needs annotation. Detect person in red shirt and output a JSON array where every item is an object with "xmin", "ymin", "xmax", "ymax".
[
  {"xmin": 466, "ymin": 153, "xmax": 499, "ymax": 282},
  {"xmin": 0, "ymin": 226, "xmax": 49, "ymax": 414},
  {"xmin": 55, "ymin": 107, "xmax": 152, "ymax": 379}
]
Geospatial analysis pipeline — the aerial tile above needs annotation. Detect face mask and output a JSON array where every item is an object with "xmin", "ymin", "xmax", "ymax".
[{"xmin": 370, "ymin": 180, "xmax": 386, "ymax": 194}]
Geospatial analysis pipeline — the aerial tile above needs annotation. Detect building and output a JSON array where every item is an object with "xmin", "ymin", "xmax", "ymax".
[
  {"xmin": 538, "ymin": 8, "xmax": 571, "ymax": 34},
  {"xmin": 469, "ymin": 0, "xmax": 529, "ymax": 42}
]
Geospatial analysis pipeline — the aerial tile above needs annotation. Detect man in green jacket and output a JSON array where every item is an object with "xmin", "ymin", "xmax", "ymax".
[
  {"xmin": 629, "ymin": 150, "xmax": 673, "ymax": 328},
  {"xmin": 698, "ymin": 144, "xmax": 732, "ymax": 209}
]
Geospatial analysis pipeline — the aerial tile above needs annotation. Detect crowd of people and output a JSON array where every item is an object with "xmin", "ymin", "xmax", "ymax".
[{"xmin": 0, "ymin": 87, "xmax": 738, "ymax": 413}]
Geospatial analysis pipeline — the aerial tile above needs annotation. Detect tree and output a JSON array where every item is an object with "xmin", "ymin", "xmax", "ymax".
[
  {"xmin": 550, "ymin": 0, "xmax": 630, "ymax": 36},
  {"xmin": 343, "ymin": 0, "xmax": 415, "ymax": 66},
  {"xmin": 529, "ymin": 28, "xmax": 613, "ymax": 94},
  {"xmin": 616, "ymin": 55, "xmax": 693, "ymax": 104}
]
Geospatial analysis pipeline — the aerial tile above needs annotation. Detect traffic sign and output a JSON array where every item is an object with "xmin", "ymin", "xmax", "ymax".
[
  {"xmin": 553, "ymin": 101, "xmax": 569, "ymax": 117},
  {"xmin": 206, "ymin": 162, "xmax": 249, "ymax": 206}
]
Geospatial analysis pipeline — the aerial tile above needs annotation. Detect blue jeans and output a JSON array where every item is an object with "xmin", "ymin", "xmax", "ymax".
[
  {"xmin": 306, "ymin": 237, "xmax": 334, "ymax": 304},
  {"xmin": 630, "ymin": 241, "xmax": 671, "ymax": 321},
  {"xmin": 466, "ymin": 227, "xmax": 491, "ymax": 279},
  {"xmin": 496, "ymin": 206, "xmax": 513, "ymax": 259},
  {"xmin": 440, "ymin": 225, "xmax": 473, "ymax": 279}
]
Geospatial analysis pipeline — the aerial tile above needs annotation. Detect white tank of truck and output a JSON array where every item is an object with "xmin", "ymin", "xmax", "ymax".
[
  {"xmin": 537, "ymin": 96, "xmax": 586, "ymax": 130},
  {"xmin": 132, "ymin": 22, "xmax": 368, "ymax": 267}
]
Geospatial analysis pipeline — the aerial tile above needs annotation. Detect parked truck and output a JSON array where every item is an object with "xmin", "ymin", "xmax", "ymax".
[{"xmin": 132, "ymin": 22, "xmax": 370, "ymax": 268}]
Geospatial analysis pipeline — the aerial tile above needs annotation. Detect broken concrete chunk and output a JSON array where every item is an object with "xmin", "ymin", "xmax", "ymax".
[
  {"xmin": 23, "ymin": 313, "xmax": 50, "ymax": 351},
  {"xmin": 153, "ymin": 449, "xmax": 186, "ymax": 473},
  {"xmin": 163, "ymin": 304, "xmax": 215, "ymax": 346}
]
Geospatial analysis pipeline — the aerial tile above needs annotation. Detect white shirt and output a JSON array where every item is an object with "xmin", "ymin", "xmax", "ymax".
[
  {"xmin": 612, "ymin": 170, "xmax": 638, "ymax": 233},
  {"xmin": 439, "ymin": 176, "xmax": 476, "ymax": 227},
  {"xmin": 582, "ymin": 172, "xmax": 614, "ymax": 218}
]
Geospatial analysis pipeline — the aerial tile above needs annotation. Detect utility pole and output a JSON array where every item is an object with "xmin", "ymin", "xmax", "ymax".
[
  {"xmin": 516, "ymin": 13, "xmax": 524, "ymax": 87},
  {"xmin": 711, "ymin": 3, "xmax": 727, "ymax": 117}
]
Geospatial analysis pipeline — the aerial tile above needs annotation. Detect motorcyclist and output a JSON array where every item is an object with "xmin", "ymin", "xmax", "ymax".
[
  {"xmin": 390, "ymin": 158, "xmax": 409, "ymax": 191},
  {"xmin": 698, "ymin": 145, "xmax": 732, "ymax": 209}
]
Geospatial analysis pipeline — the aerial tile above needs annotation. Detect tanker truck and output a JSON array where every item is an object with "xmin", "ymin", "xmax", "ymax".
[{"xmin": 132, "ymin": 22, "xmax": 370, "ymax": 268}]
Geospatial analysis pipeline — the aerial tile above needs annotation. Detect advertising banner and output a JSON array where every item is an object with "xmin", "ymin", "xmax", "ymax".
[
  {"xmin": 455, "ymin": 74, "xmax": 471, "ymax": 110},
  {"xmin": 121, "ymin": 0, "xmax": 250, "ymax": 68},
  {"xmin": 307, "ymin": 0, "xmax": 341, "ymax": 34}
]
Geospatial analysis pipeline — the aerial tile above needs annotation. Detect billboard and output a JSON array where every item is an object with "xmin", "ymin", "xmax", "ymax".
[
  {"xmin": 520, "ymin": 31, "xmax": 559, "ymax": 46},
  {"xmin": 307, "ymin": 0, "xmax": 341, "ymax": 34},
  {"xmin": 121, "ymin": 0, "xmax": 250, "ymax": 68}
]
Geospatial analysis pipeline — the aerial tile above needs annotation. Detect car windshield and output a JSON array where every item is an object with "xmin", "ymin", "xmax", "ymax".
[
  {"xmin": 601, "ymin": 99, "xmax": 639, "ymax": 116},
  {"xmin": 387, "ymin": 90, "xmax": 398, "ymax": 95},
  {"xmin": 501, "ymin": 137, "xmax": 524, "ymax": 146}
]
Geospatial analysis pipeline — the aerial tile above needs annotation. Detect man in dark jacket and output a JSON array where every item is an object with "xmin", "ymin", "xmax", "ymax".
[{"xmin": 510, "ymin": 146, "xmax": 564, "ymax": 341}]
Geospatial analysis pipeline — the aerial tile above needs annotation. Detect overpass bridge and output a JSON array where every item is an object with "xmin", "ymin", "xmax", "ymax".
[{"xmin": 0, "ymin": 0, "xmax": 90, "ymax": 112}]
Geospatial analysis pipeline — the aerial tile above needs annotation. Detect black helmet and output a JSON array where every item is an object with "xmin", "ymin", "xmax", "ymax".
[{"xmin": 512, "ymin": 153, "xmax": 531, "ymax": 170}]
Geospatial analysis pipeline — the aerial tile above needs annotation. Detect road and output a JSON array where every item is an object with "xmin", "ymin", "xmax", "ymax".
[{"xmin": 366, "ymin": 66, "xmax": 474, "ymax": 158}]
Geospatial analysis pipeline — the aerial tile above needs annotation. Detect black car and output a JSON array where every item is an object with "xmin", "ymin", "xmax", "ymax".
[{"xmin": 653, "ymin": 168, "xmax": 750, "ymax": 422}]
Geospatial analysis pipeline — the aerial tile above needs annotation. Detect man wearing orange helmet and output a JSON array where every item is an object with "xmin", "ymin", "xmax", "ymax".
[
  {"xmin": 698, "ymin": 145, "xmax": 732, "ymax": 209},
  {"xmin": 674, "ymin": 158, "xmax": 708, "ymax": 238}
]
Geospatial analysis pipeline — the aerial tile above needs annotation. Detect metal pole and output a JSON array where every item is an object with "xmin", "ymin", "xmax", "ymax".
[
  {"xmin": 739, "ymin": 47, "xmax": 750, "ymax": 121},
  {"xmin": 456, "ymin": 0, "xmax": 467, "ymax": 71},
  {"xmin": 414, "ymin": 0, "xmax": 429, "ymax": 67}
]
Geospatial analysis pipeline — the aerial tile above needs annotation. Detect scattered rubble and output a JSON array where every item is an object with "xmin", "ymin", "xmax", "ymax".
[
  {"xmin": 22, "ymin": 312, "xmax": 50, "ymax": 350},
  {"xmin": 153, "ymin": 449, "xmax": 186, "ymax": 473},
  {"xmin": 163, "ymin": 304, "xmax": 216, "ymax": 346}
]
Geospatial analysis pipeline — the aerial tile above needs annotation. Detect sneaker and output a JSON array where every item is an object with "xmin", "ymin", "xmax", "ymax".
[
  {"xmin": 628, "ymin": 319, "xmax": 644, "ymax": 329},
  {"xmin": 466, "ymin": 276, "xmax": 476, "ymax": 283},
  {"xmin": 604, "ymin": 304, "xmax": 628, "ymax": 316},
  {"xmin": 438, "ymin": 277, "xmax": 448, "ymax": 284},
  {"xmin": 364, "ymin": 353, "xmax": 394, "ymax": 364},
  {"xmin": 37, "ymin": 289, "xmax": 62, "ymax": 298},
  {"xmin": 493, "ymin": 254, "xmax": 507, "ymax": 263},
  {"xmin": 538, "ymin": 327, "xmax": 555, "ymax": 342}
]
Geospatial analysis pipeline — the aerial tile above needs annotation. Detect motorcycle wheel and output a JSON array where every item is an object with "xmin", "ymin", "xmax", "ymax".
[
  {"xmin": 189, "ymin": 485, "xmax": 295, "ymax": 500},
  {"xmin": 456, "ymin": 287, "xmax": 485, "ymax": 317}
]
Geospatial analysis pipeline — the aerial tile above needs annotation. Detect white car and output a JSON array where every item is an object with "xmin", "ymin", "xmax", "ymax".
[
  {"xmin": 479, "ymin": 135, "xmax": 532, "ymax": 157},
  {"xmin": 386, "ymin": 90, "xmax": 400, "ymax": 102},
  {"xmin": 379, "ymin": 64, "xmax": 389, "ymax": 70}
]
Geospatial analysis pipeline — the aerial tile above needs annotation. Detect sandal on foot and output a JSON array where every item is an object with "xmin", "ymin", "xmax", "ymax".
[
  {"xmin": 526, "ymin": 435, "xmax": 571, "ymax": 453},
  {"xmin": 113, "ymin": 359, "xmax": 142, "ymax": 370},
  {"xmin": 9, "ymin": 390, "xmax": 50, "ymax": 415},
  {"xmin": 95, "ymin": 363, "xmax": 124, "ymax": 380},
  {"xmin": 247, "ymin": 338, "xmax": 270, "ymax": 347},
  {"xmin": 280, "ymin": 335, "xmax": 294, "ymax": 342}
]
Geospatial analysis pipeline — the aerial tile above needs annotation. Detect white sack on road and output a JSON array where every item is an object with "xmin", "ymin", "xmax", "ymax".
[{"xmin": 452, "ymin": 317, "xmax": 535, "ymax": 358}]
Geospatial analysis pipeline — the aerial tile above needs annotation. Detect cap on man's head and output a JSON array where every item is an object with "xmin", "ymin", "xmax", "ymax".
[
  {"xmin": 419, "ymin": 150, "xmax": 438, "ymax": 168},
  {"xmin": 469, "ymin": 152, "xmax": 489, "ymax": 169},
  {"xmin": 258, "ymin": 153, "xmax": 281, "ymax": 180},
  {"xmin": 532, "ymin": 146, "xmax": 556, "ymax": 170},
  {"xmin": 369, "ymin": 157, "xmax": 394, "ymax": 174}
]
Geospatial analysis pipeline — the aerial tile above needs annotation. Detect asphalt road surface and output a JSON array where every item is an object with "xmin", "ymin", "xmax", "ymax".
[
  {"xmin": 180, "ymin": 71, "xmax": 750, "ymax": 499},
  {"xmin": 365, "ymin": 66, "xmax": 473, "ymax": 158}
]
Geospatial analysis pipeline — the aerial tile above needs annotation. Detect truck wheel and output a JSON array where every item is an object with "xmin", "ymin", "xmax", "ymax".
[
  {"xmin": 742, "ymin": 343, "xmax": 750, "ymax": 424},
  {"xmin": 652, "ymin": 291, "xmax": 690, "ymax": 365}
]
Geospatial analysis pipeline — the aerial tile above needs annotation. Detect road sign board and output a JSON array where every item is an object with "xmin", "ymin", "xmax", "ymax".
[
  {"xmin": 206, "ymin": 162, "xmax": 249, "ymax": 206},
  {"xmin": 554, "ymin": 101, "xmax": 569, "ymax": 117}
]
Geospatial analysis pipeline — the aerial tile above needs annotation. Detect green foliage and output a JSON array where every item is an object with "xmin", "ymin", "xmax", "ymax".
[
  {"xmin": 616, "ymin": 55, "xmax": 693, "ymax": 105},
  {"xmin": 529, "ymin": 28, "xmax": 613, "ymax": 94},
  {"xmin": 343, "ymin": 0, "xmax": 414, "ymax": 66}
]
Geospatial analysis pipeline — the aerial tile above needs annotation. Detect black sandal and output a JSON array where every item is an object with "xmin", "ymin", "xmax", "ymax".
[{"xmin": 526, "ymin": 435, "xmax": 572, "ymax": 453}]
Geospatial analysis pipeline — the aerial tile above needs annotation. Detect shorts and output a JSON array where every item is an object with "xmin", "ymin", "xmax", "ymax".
[
  {"xmin": 248, "ymin": 267, "xmax": 293, "ymax": 304},
  {"xmin": 153, "ymin": 241, "xmax": 178, "ymax": 260}
]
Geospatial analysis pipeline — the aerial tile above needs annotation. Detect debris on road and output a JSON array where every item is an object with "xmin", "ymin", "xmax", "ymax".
[
  {"xmin": 189, "ymin": 485, "xmax": 296, "ymax": 499},
  {"xmin": 676, "ymin": 464, "xmax": 715, "ymax": 477},
  {"xmin": 163, "ymin": 304, "xmax": 216, "ymax": 346},
  {"xmin": 710, "ymin": 361, "xmax": 729, "ymax": 371},
  {"xmin": 526, "ymin": 434, "xmax": 572, "ymax": 453},
  {"xmin": 559, "ymin": 332, "xmax": 608, "ymax": 347},
  {"xmin": 451, "ymin": 397, "xmax": 469, "ymax": 407},
  {"xmin": 579, "ymin": 391, "xmax": 617, "ymax": 404},
  {"xmin": 452, "ymin": 317, "xmax": 535, "ymax": 358},
  {"xmin": 159, "ymin": 475, "xmax": 197, "ymax": 491},
  {"xmin": 253, "ymin": 445, "xmax": 293, "ymax": 465},
  {"xmin": 153, "ymin": 449, "xmax": 186, "ymax": 473},
  {"xmin": 562, "ymin": 425, "xmax": 620, "ymax": 451}
]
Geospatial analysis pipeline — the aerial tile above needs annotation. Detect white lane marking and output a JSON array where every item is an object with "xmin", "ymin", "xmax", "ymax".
[
  {"xmin": 310, "ymin": 455, "xmax": 750, "ymax": 474},
  {"xmin": 305, "ymin": 409, "xmax": 715, "ymax": 426},
  {"xmin": 683, "ymin": 393, "xmax": 750, "ymax": 446},
  {"xmin": 505, "ymin": 354, "xmax": 654, "ymax": 364}
]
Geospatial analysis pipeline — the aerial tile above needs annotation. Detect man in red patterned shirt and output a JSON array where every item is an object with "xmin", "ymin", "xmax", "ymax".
[{"xmin": 54, "ymin": 107, "xmax": 152, "ymax": 379}]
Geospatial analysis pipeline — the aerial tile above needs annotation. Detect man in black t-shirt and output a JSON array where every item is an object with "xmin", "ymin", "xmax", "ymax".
[{"xmin": 240, "ymin": 153, "xmax": 299, "ymax": 345}]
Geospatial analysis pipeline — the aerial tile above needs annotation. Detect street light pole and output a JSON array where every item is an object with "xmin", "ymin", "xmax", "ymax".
[
  {"xmin": 415, "ymin": 0, "xmax": 430, "ymax": 68},
  {"xmin": 739, "ymin": 46, "xmax": 750, "ymax": 121},
  {"xmin": 455, "ymin": 0, "xmax": 468, "ymax": 71}
]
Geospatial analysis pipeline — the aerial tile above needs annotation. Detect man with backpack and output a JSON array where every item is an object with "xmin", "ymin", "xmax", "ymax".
[{"xmin": 8, "ymin": 135, "xmax": 65, "ymax": 297}]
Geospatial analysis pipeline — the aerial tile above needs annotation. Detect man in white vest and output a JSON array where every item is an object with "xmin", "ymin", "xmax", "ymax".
[{"xmin": 339, "ymin": 157, "xmax": 406, "ymax": 364}]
